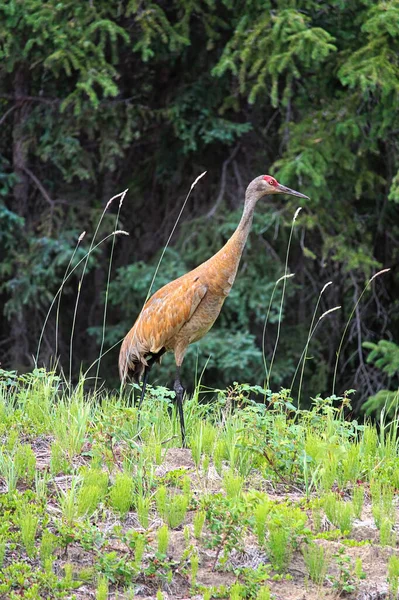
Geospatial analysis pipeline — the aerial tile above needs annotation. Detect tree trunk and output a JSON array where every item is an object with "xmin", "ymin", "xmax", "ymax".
[
  {"xmin": 12, "ymin": 65, "xmax": 30, "ymax": 217},
  {"xmin": 9, "ymin": 64, "xmax": 30, "ymax": 369}
]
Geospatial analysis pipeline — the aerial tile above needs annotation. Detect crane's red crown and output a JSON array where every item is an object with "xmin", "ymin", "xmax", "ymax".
[{"xmin": 263, "ymin": 175, "xmax": 278, "ymax": 186}]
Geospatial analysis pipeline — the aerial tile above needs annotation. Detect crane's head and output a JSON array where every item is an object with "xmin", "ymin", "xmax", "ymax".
[{"xmin": 247, "ymin": 175, "xmax": 309, "ymax": 201}]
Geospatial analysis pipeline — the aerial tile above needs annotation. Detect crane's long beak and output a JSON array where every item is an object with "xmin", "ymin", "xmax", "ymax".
[{"xmin": 276, "ymin": 183, "xmax": 309, "ymax": 199}]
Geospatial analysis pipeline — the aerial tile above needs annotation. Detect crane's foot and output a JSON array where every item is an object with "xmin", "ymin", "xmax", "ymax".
[{"xmin": 173, "ymin": 378, "xmax": 186, "ymax": 448}]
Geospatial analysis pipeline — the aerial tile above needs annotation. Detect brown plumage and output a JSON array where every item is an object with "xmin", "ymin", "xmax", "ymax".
[{"xmin": 119, "ymin": 174, "xmax": 308, "ymax": 444}]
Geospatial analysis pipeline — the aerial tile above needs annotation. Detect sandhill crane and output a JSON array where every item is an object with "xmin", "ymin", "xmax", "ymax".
[{"xmin": 119, "ymin": 175, "xmax": 308, "ymax": 445}]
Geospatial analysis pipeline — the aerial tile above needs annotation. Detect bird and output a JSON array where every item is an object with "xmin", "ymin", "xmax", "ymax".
[{"xmin": 119, "ymin": 174, "xmax": 308, "ymax": 445}]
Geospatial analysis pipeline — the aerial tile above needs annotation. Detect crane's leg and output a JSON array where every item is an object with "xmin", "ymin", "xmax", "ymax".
[
  {"xmin": 136, "ymin": 365, "xmax": 149, "ymax": 435},
  {"xmin": 173, "ymin": 367, "xmax": 186, "ymax": 447}
]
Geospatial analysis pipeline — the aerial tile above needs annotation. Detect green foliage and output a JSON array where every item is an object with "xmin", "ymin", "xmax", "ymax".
[{"xmin": 364, "ymin": 340, "xmax": 399, "ymax": 377}]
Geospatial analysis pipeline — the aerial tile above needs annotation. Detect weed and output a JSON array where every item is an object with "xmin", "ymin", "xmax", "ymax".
[
  {"xmin": 371, "ymin": 480, "xmax": 395, "ymax": 529},
  {"xmin": 302, "ymin": 542, "xmax": 330, "ymax": 585},
  {"xmin": 50, "ymin": 442, "xmax": 70, "ymax": 475},
  {"xmin": 156, "ymin": 485, "xmax": 168, "ymax": 518},
  {"xmin": 137, "ymin": 493, "xmax": 151, "ymax": 529},
  {"xmin": 223, "ymin": 469, "xmax": 244, "ymax": 500},
  {"xmin": 311, "ymin": 501, "xmax": 323, "ymax": 533},
  {"xmin": 133, "ymin": 533, "xmax": 146, "ymax": 570},
  {"xmin": 97, "ymin": 551, "xmax": 136, "ymax": 585},
  {"xmin": 109, "ymin": 472, "xmax": 134, "ymax": 516},
  {"xmin": 352, "ymin": 484, "xmax": 364, "ymax": 519},
  {"xmin": 254, "ymin": 498, "xmax": 271, "ymax": 545},
  {"xmin": 354, "ymin": 557, "xmax": 366, "ymax": 580},
  {"xmin": 14, "ymin": 444, "xmax": 36, "ymax": 483},
  {"xmin": 15, "ymin": 504, "xmax": 39, "ymax": 558},
  {"xmin": 156, "ymin": 485, "xmax": 189, "ymax": 528},
  {"xmin": 53, "ymin": 397, "xmax": 91, "ymax": 459},
  {"xmin": 184, "ymin": 524, "xmax": 191, "ymax": 545},
  {"xmin": 157, "ymin": 524, "xmax": 170, "ymax": 556},
  {"xmin": 230, "ymin": 583, "xmax": 245, "ymax": 600},
  {"xmin": 267, "ymin": 526, "xmax": 291, "ymax": 573},
  {"xmin": 193, "ymin": 510, "xmax": 206, "ymax": 539},
  {"xmin": 380, "ymin": 518, "xmax": 396, "ymax": 547},
  {"xmin": 40, "ymin": 529, "xmax": 58, "ymax": 566},
  {"xmin": 35, "ymin": 471, "xmax": 50, "ymax": 501},
  {"xmin": 96, "ymin": 575, "xmax": 109, "ymax": 600},
  {"xmin": 0, "ymin": 538, "xmax": 5, "ymax": 568},
  {"xmin": 388, "ymin": 554, "xmax": 399, "ymax": 598},
  {"xmin": 0, "ymin": 454, "xmax": 18, "ymax": 495},
  {"xmin": 323, "ymin": 492, "xmax": 353, "ymax": 534},
  {"xmin": 58, "ymin": 478, "xmax": 79, "ymax": 525},
  {"xmin": 78, "ymin": 484, "xmax": 104, "ymax": 517},
  {"xmin": 166, "ymin": 494, "xmax": 189, "ymax": 529},
  {"xmin": 340, "ymin": 444, "xmax": 361, "ymax": 487},
  {"xmin": 190, "ymin": 550, "xmax": 199, "ymax": 586},
  {"xmin": 266, "ymin": 503, "xmax": 307, "ymax": 573},
  {"xmin": 214, "ymin": 439, "xmax": 226, "ymax": 475},
  {"xmin": 63, "ymin": 563, "xmax": 74, "ymax": 588},
  {"xmin": 256, "ymin": 587, "xmax": 271, "ymax": 600}
]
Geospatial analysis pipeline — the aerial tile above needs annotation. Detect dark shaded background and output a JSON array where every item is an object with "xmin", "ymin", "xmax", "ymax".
[{"xmin": 1, "ymin": 0, "xmax": 398, "ymax": 410}]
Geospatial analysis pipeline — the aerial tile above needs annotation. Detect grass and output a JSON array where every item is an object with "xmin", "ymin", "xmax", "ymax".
[{"xmin": 0, "ymin": 371, "xmax": 398, "ymax": 598}]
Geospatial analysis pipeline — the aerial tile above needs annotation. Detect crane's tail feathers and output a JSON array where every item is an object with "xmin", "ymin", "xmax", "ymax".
[
  {"xmin": 119, "ymin": 355, "xmax": 145, "ymax": 385},
  {"xmin": 119, "ymin": 339, "xmax": 146, "ymax": 384}
]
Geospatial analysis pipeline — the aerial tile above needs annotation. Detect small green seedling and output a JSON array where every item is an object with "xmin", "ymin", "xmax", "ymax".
[
  {"xmin": 16, "ymin": 505, "xmax": 39, "ymax": 558},
  {"xmin": 109, "ymin": 472, "xmax": 134, "ymax": 516},
  {"xmin": 388, "ymin": 554, "xmax": 399, "ymax": 598},
  {"xmin": 303, "ymin": 542, "xmax": 330, "ymax": 585},
  {"xmin": 137, "ymin": 493, "xmax": 151, "ymax": 529},
  {"xmin": 256, "ymin": 587, "xmax": 271, "ymax": 600},
  {"xmin": 223, "ymin": 469, "xmax": 244, "ymax": 500},
  {"xmin": 193, "ymin": 510, "xmax": 206, "ymax": 539},
  {"xmin": 352, "ymin": 485, "xmax": 364, "ymax": 520},
  {"xmin": 157, "ymin": 524, "xmax": 170, "ymax": 556},
  {"xmin": 254, "ymin": 499, "xmax": 271, "ymax": 545},
  {"xmin": 96, "ymin": 575, "xmax": 109, "ymax": 600},
  {"xmin": 191, "ymin": 551, "xmax": 199, "ymax": 586}
]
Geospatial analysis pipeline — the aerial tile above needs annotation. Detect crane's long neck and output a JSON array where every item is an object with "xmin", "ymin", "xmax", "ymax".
[
  {"xmin": 229, "ymin": 192, "xmax": 258, "ymax": 254},
  {"xmin": 205, "ymin": 188, "xmax": 260, "ymax": 288}
]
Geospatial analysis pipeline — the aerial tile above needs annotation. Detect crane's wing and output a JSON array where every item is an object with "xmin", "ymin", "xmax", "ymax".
[{"xmin": 119, "ymin": 275, "xmax": 207, "ymax": 382}]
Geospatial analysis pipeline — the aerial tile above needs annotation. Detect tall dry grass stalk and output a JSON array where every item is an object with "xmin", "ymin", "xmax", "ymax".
[
  {"xmin": 266, "ymin": 207, "xmax": 301, "ymax": 389},
  {"xmin": 55, "ymin": 231, "xmax": 86, "ymax": 358},
  {"xmin": 69, "ymin": 190, "xmax": 128, "ymax": 381},
  {"xmin": 332, "ymin": 268, "xmax": 390, "ymax": 395},
  {"xmin": 36, "ymin": 230, "xmax": 129, "ymax": 368},
  {"xmin": 290, "ymin": 281, "xmax": 332, "ymax": 408},
  {"xmin": 293, "ymin": 305, "xmax": 341, "ymax": 407},
  {"xmin": 95, "ymin": 191, "xmax": 127, "ymax": 392},
  {"xmin": 262, "ymin": 274, "xmax": 295, "ymax": 387}
]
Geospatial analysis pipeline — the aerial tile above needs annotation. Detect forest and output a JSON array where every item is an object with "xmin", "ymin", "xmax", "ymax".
[{"xmin": 1, "ymin": 0, "xmax": 399, "ymax": 411}]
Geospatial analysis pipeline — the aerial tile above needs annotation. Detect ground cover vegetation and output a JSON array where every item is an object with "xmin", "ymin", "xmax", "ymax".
[
  {"xmin": 0, "ymin": 0, "xmax": 399, "ymax": 410},
  {"xmin": 1, "ymin": 371, "xmax": 399, "ymax": 598}
]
